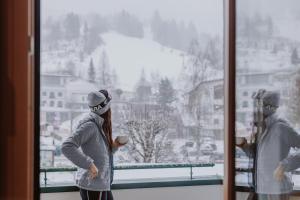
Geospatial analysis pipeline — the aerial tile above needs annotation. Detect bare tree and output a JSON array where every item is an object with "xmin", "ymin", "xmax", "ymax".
[
  {"xmin": 121, "ymin": 119, "xmax": 168, "ymax": 163},
  {"xmin": 116, "ymin": 103, "xmax": 178, "ymax": 163}
]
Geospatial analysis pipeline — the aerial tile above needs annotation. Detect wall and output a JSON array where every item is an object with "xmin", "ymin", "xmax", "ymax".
[
  {"xmin": 41, "ymin": 185, "xmax": 223, "ymax": 200},
  {"xmin": 0, "ymin": 0, "xmax": 35, "ymax": 199}
]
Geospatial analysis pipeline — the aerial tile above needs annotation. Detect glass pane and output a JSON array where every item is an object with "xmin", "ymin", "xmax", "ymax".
[
  {"xmin": 40, "ymin": 0, "xmax": 224, "ymax": 187},
  {"xmin": 235, "ymin": 0, "xmax": 300, "ymax": 199}
]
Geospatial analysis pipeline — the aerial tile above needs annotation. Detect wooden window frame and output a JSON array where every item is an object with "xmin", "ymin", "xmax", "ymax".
[
  {"xmin": 0, "ymin": 0, "xmax": 237, "ymax": 199},
  {"xmin": 224, "ymin": 0, "xmax": 236, "ymax": 199}
]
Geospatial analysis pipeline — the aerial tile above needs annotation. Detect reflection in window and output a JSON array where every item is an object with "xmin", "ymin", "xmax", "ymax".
[{"xmin": 236, "ymin": 0, "xmax": 300, "ymax": 198}]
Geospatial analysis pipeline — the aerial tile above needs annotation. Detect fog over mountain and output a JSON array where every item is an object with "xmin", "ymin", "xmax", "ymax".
[
  {"xmin": 237, "ymin": 0, "xmax": 300, "ymax": 19},
  {"xmin": 41, "ymin": 0, "xmax": 223, "ymax": 35}
]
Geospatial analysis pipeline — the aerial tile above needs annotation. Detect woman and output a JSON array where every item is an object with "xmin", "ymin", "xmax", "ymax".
[{"xmin": 62, "ymin": 89, "xmax": 126, "ymax": 200}]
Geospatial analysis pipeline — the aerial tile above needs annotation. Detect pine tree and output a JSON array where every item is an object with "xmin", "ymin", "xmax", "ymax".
[
  {"xmin": 135, "ymin": 69, "xmax": 152, "ymax": 102},
  {"xmin": 157, "ymin": 78, "xmax": 176, "ymax": 107},
  {"xmin": 88, "ymin": 58, "xmax": 96, "ymax": 83},
  {"xmin": 187, "ymin": 39, "xmax": 208, "ymax": 88},
  {"xmin": 114, "ymin": 10, "xmax": 144, "ymax": 38},
  {"xmin": 97, "ymin": 50, "xmax": 112, "ymax": 88},
  {"xmin": 291, "ymin": 48, "xmax": 300, "ymax": 65},
  {"xmin": 115, "ymin": 88, "xmax": 123, "ymax": 100},
  {"xmin": 46, "ymin": 20, "xmax": 62, "ymax": 46},
  {"xmin": 266, "ymin": 16, "xmax": 274, "ymax": 37},
  {"xmin": 187, "ymin": 21, "xmax": 198, "ymax": 43},
  {"xmin": 151, "ymin": 10, "xmax": 162, "ymax": 35},
  {"xmin": 111, "ymin": 68, "xmax": 119, "ymax": 87},
  {"xmin": 63, "ymin": 13, "xmax": 81, "ymax": 40},
  {"xmin": 83, "ymin": 24, "xmax": 103, "ymax": 55},
  {"xmin": 204, "ymin": 37, "xmax": 221, "ymax": 69},
  {"xmin": 83, "ymin": 21, "xmax": 89, "ymax": 40},
  {"xmin": 65, "ymin": 60, "xmax": 76, "ymax": 76}
]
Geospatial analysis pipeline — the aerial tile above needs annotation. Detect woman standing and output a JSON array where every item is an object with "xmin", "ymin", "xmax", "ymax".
[{"xmin": 62, "ymin": 90, "xmax": 126, "ymax": 200}]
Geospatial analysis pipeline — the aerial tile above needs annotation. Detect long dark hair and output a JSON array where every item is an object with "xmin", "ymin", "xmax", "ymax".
[{"xmin": 99, "ymin": 90, "xmax": 113, "ymax": 151}]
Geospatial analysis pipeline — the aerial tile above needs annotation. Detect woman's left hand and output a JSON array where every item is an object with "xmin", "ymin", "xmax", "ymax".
[{"xmin": 113, "ymin": 140, "xmax": 126, "ymax": 148}]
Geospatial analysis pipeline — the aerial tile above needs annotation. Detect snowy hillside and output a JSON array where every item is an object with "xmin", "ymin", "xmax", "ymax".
[
  {"xmin": 42, "ymin": 31, "xmax": 186, "ymax": 91},
  {"xmin": 91, "ymin": 32, "xmax": 186, "ymax": 91}
]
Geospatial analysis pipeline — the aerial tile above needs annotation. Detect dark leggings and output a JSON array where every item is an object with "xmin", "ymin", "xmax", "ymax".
[{"xmin": 79, "ymin": 189, "xmax": 114, "ymax": 200}]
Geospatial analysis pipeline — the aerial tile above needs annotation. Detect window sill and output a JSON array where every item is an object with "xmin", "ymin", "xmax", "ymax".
[{"xmin": 40, "ymin": 176, "xmax": 223, "ymax": 193}]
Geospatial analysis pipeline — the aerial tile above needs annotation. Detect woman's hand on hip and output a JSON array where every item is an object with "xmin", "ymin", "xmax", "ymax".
[
  {"xmin": 273, "ymin": 163, "xmax": 285, "ymax": 182},
  {"xmin": 88, "ymin": 163, "xmax": 99, "ymax": 179}
]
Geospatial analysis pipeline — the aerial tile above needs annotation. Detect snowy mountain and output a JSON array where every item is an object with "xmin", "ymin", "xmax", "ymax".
[{"xmin": 42, "ymin": 31, "xmax": 186, "ymax": 92}]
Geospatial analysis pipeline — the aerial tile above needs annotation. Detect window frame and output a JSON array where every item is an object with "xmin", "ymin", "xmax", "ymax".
[{"xmin": 34, "ymin": 0, "xmax": 233, "ymax": 198}]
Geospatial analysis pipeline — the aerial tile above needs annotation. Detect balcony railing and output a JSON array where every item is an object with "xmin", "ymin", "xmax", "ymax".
[{"xmin": 40, "ymin": 163, "xmax": 224, "ymax": 193}]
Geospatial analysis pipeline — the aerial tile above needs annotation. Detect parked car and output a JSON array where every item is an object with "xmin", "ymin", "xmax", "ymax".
[
  {"xmin": 201, "ymin": 137, "xmax": 217, "ymax": 150},
  {"xmin": 200, "ymin": 143, "xmax": 214, "ymax": 155}
]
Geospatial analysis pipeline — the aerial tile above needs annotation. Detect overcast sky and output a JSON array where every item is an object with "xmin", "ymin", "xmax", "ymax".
[
  {"xmin": 41, "ymin": 0, "xmax": 223, "ymax": 36},
  {"xmin": 41, "ymin": 0, "xmax": 300, "ymax": 40}
]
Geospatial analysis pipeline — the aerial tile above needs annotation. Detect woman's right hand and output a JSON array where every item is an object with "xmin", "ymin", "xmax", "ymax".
[{"xmin": 88, "ymin": 163, "xmax": 99, "ymax": 179}]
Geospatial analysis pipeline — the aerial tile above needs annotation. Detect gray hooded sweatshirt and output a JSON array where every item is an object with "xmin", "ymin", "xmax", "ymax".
[
  {"xmin": 61, "ymin": 112, "xmax": 114, "ymax": 191},
  {"xmin": 242, "ymin": 114, "xmax": 300, "ymax": 194}
]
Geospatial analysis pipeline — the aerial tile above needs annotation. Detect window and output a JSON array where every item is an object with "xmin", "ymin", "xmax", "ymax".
[
  {"xmin": 57, "ymin": 101, "xmax": 63, "ymax": 108},
  {"xmin": 49, "ymin": 101, "xmax": 55, "ymax": 107},
  {"xmin": 242, "ymin": 101, "xmax": 248, "ymax": 108},
  {"xmin": 214, "ymin": 119, "xmax": 219, "ymax": 125},
  {"xmin": 40, "ymin": 0, "xmax": 224, "ymax": 188},
  {"xmin": 235, "ymin": 0, "xmax": 300, "ymax": 197},
  {"xmin": 49, "ymin": 92, "xmax": 55, "ymax": 99},
  {"xmin": 214, "ymin": 85, "xmax": 223, "ymax": 100},
  {"xmin": 42, "ymin": 91, "xmax": 47, "ymax": 96}
]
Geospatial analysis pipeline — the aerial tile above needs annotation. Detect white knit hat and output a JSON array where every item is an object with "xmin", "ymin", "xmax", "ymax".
[{"xmin": 87, "ymin": 90, "xmax": 111, "ymax": 115}]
